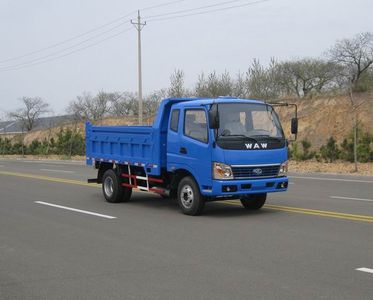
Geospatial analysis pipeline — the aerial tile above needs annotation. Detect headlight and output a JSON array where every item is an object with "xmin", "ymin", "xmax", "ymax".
[
  {"xmin": 278, "ymin": 161, "xmax": 288, "ymax": 175},
  {"xmin": 213, "ymin": 162, "xmax": 233, "ymax": 180}
]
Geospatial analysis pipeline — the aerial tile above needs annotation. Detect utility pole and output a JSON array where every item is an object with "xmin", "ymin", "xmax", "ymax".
[{"xmin": 131, "ymin": 10, "xmax": 146, "ymax": 125}]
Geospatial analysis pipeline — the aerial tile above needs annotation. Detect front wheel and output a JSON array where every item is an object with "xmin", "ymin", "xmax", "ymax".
[
  {"xmin": 240, "ymin": 193, "xmax": 267, "ymax": 210},
  {"xmin": 102, "ymin": 169, "xmax": 132, "ymax": 203},
  {"xmin": 177, "ymin": 176, "xmax": 205, "ymax": 216}
]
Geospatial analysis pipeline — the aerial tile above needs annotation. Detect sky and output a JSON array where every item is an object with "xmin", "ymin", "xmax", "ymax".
[{"xmin": 0, "ymin": 0, "xmax": 372, "ymax": 116}]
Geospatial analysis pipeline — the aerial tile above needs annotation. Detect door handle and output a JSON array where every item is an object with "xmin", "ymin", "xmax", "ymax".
[{"xmin": 179, "ymin": 147, "xmax": 187, "ymax": 154}]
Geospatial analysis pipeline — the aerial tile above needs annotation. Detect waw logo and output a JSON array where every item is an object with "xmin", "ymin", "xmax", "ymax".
[{"xmin": 245, "ymin": 143, "xmax": 268, "ymax": 150}]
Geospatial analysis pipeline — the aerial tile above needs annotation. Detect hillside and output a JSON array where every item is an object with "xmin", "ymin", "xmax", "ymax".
[
  {"xmin": 3, "ymin": 92, "xmax": 373, "ymax": 150},
  {"xmin": 275, "ymin": 91, "xmax": 373, "ymax": 148}
]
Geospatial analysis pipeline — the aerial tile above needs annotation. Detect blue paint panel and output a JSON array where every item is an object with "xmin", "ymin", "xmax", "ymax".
[{"xmin": 206, "ymin": 176, "xmax": 288, "ymax": 196}]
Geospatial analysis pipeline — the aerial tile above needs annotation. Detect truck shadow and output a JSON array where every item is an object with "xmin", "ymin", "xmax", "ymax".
[
  {"xmin": 204, "ymin": 202, "xmax": 277, "ymax": 218},
  {"xmin": 129, "ymin": 193, "xmax": 278, "ymax": 218}
]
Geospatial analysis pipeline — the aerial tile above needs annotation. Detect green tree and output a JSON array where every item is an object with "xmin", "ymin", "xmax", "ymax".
[
  {"xmin": 340, "ymin": 125, "xmax": 373, "ymax": 162},
  {"xmin": 168, "ymin": 69, "xmax": 186, "ymax": 98},
  {"xmin": 56, "ymin": 128, "xmax": 85, "ymax": 156},
  {"xmin": 319, "ymin": 137, "xmax": 340, "ymax": 162}
]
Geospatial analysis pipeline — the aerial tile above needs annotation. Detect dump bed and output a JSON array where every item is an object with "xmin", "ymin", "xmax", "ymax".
[
  {"xmin": 85, "ymin": 123, "xmax": 162, "ymax": 174},
  {"xmin": 85, "ymin": 98, "xmax": 195, "ymax": 176}
]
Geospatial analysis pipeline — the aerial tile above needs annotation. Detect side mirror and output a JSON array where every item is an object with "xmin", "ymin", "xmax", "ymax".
[
  {"xmin": 208, "ymin": 105, "xmax": 219, "ymax": 129},
  {"xmin": 291, "ymin": 117, "xmax": 298, "ymax": 135}
]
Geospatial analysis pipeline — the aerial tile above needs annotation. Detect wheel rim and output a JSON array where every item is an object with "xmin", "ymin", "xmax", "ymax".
[
  {"xmin": 104, "ymin": 176, "xmax": 114, "ymax": 197},
  {"xmin": 181, "ymin": 185, "xmax": 194, "ymax": 209}
]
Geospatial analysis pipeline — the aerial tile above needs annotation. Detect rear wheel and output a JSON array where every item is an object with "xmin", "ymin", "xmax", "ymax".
[
  {"xmin": 177, "ymin": 176, "xmax": 205, "ymax": 216},
  {"xmin": 102, "ymin": 169, "xmax": 132, "ymax": 203},
  {"xmin": 240, "ymin": 193, "xmax": 267, "ymax": 210}
]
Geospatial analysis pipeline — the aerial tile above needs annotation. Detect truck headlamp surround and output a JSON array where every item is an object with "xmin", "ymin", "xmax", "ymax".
[
  {"xmin": 213, "ymin": 162, "xmax": 233, "ymax": 180},
  {"xmin": 278, "ymin": 160, "xmax": 288, "ymax": 175}
]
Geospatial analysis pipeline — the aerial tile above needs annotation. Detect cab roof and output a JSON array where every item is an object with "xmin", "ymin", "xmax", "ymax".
[{"xmin": 164, "ymin": 96, "xmax": 265, "ymax": 108}]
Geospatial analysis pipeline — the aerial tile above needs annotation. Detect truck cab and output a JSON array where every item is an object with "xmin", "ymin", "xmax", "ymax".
[{"xmin": 86, "ymin": 97, "xmax": 297, "ymax": 216}]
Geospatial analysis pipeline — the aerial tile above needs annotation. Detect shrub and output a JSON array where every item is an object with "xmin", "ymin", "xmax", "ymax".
[
  {"xmin": 340, "ymin": 126, "xmax": 373, "ymax": 162},
  {"xmin": 319, "ymin": 137, "xmax": 340, "ymax": 162},
  {"xmin": 300, "ymin": 139, "xmax": 315, "ymax": 160},
  {"xmin": 0, "ymin": 138, "xmax": 12, "ymax": 155},
  {"xmin": 289, "ymin": 140, "xmax": 315, "ymax": 161},
  {"xmin": 56, "ymin": 128, "xmax": 85, "ymax": 156},
  {"xmin": 288, "ymin": 142, "xmax": 301, "ymax": 160}
]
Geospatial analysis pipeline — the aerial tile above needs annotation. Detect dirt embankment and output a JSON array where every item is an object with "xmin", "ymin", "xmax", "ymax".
[{"xmin": 276, "ymin": 91, "xmax": 373, "ymax": 149}]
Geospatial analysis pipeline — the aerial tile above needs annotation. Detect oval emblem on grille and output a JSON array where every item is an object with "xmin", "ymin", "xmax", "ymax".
[{"xmin": 252, "ymin": 168, "xmax": 263, "ymax": 175}]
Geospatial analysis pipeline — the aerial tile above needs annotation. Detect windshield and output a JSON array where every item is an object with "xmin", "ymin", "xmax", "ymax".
[{"xmin": 216, "ymin": 103, "xmax": 284, "ymax": 139}]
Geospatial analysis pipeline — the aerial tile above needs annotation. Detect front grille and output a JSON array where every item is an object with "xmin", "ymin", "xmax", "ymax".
[{"xmin": 231, "ymin": 165, "xmax": 280, "ymax": 179}]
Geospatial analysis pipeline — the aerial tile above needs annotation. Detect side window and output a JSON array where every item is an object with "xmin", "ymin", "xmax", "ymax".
[
  {"xmin": 184, "ymin": 109, "xmax": 208, "ymax": 143},
  {"xmin": 170, "ymin": 109, "xmax": 180, "ymax": 132}
]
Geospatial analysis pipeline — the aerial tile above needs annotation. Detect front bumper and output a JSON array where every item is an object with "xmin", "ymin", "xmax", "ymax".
[{"xmin": 201, "ymin": 176, "xmax": 288, "ymax": 196}]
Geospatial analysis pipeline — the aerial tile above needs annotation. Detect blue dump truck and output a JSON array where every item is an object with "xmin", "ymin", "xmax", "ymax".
[{"xmin": 86, "ymin": 97, "xmax": 298, "ymax": 215}]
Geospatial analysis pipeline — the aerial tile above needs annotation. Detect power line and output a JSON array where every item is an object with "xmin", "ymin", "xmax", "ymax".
[
  {"xmin": 146, "ymin": 0, "xmax": 248, "ymax": 19},
  {"xmin": 0, "ymin": 20, "xmax": 131, "ymax": 70},
  {"xmin": 0, "ymin": 27, "xmax": 132, "ymax": 72},
  {"xmin": 0, "ymin": 0, "xmax": 186, "ymax": 64},
  {"xmin": 141, "ymin": 0, "xmax": 186, "ymax": 11},
  {"xmin": 0, "ymin": 0, "xmax": 270, "ymax": 72},
  {"xmin": 0, "ymin": 12, "xmax": 136, "ymax": 65},
  {"xmin": 147, "ymin": 0, "xmax": 270, "ymax": 22}
]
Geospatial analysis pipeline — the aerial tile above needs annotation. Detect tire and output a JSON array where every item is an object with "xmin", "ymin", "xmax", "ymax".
[
  {"xmin": 177, "ymin": 176, "xmax": 205, "ymax": 216},
  {"xmin": 240, "ymin": 193, "xmax": 267, "ymax": 210},
  {"xmin": 102, "ymin": 169, "xmax": 132, "ymax": 203}
]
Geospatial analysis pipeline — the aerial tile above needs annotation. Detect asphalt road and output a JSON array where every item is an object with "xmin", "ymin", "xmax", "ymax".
[{"xmin": 0, "ymin": 158, "xmax": 372, "ymax": 299}]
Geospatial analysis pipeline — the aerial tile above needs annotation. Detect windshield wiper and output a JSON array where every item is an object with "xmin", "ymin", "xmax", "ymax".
[
  {"xmin": 249, "ymin": 135, "xmax": 284, "ymax": 142},
  {"xmin": 216, "ymin": 134, "xmax": 259, "ymax": 143}
]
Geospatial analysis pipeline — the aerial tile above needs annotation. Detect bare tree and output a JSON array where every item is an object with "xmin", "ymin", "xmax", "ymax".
[
  {"xmin": 232, "ymin": 72, "xmax": 248, "ymax": 98},
  {"xmin": 329, "ymin": 32, "xmax": 373, "ymax": 86},
  {"xmin": 247, "ymin": 58, "xmax": 281, "ymax": 99},
  {"xmin": 67, "ymin": 92, "xmax": 93, "ymax": 121},
  {"xmin": 218, "ymin": 71, "xmax": 233, "ymax": 96},
  {"xmin": 67, "ymin": 91, "xmax": 111, "ymax": 122},
  {"xmin": 8, "ymin": 97, "xmax": 49, "ymax": 157},
  {"xmin": 90, "ymin": 91, "xmax": 112, "ymax": 122},
  {"xmin": 277, "ymin": 58, "xmax": 340, "ymax": 98},
  {"xmin": 168, "ymin": 69, "xmax": 186, "ymax": 98},
  {"xmin": 9, "ymin": 97, "xmax": 49, "ymax": 132},
  {"xmin": 143, "ymin": 89, "xmax": 167, "ymax": 119},
  {"xmin": 195, "ymin": 71, "xmax": 234, "ymax": 97},
  {"xmin": 329, "ymin": 32, "xmax": 373, "ymax": 171},
  {"xmin": 110, "ymin": 92, "xmax": 137, "ymax": 117},
  {"xmin": 195, "ymin": 72, "xmax": 209, "ymax": 97}
]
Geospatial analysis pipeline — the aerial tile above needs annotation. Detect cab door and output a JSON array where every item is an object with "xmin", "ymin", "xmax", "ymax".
[{"xmin": 167, "ymin": 107, "xmax": 212, "ymax": 191}]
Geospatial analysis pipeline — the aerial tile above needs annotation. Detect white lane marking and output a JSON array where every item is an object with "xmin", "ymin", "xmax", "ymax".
[
  {"xmin": 289, "ymin": 182, "xmax": 295, "ymax": 185},
  {"xmin": 356, "ymin": 268, "xmax": 373, "ymax": 274},
  {"xmin": 289, "ymin": 175, "xmax": 373, "ymax": 184},
  {"xmin": 40, "ymin": 168, "xmax": 75, "ymax": 174},
  {"xmin": 17, "ymin": 160, "xmax": 84, "ymax": 165},
  {"xmin": 35, "ymin": 201, "xmax": 116, "ymax": 219},
  {"xmin": 330, "ymin": 196, "xmax": 373, "ymax": 203}
]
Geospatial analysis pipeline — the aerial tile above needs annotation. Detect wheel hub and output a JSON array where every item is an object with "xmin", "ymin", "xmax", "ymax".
[
  {"xmin": 181, "ymin": 185, "xmax": 194, "ymax": 209},
  {"xmin": 104, "ymin": 177, "xmax": 114, "ymax": 197}
]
